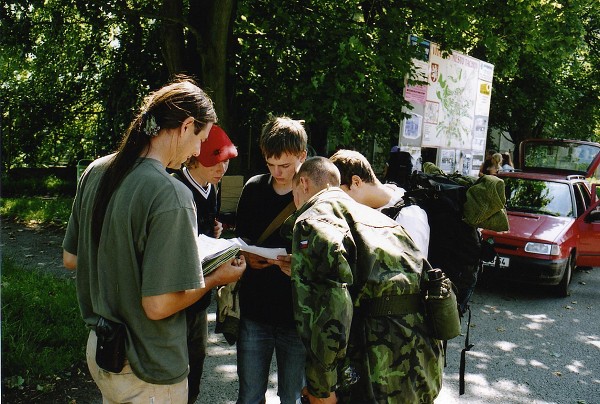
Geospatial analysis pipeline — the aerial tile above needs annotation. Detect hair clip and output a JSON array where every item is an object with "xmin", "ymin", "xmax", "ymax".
[{"xmin": 143, "ymin": 114, "xmax": 160, "ymax": 137}]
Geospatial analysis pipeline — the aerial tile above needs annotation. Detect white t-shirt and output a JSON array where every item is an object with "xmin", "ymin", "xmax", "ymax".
[{"xmin": 379, "ymin": 184, "xmax": 430, "ymax": 258}]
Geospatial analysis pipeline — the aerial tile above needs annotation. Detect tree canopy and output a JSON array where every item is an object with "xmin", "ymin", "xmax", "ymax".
[{"xmin": 1, "ymin": 0, "xmax": 598, "ymax": 173}]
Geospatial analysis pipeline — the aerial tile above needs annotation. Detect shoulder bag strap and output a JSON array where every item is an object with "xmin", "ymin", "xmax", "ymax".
[{"xmin": 256, "ymin": 201, "xmax": 296, "ymax": 246}]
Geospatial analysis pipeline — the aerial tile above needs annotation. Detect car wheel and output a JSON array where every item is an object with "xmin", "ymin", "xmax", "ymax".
[{"xmin": 556, "ymin": 253, "xmax": 574, "ymax": 297}]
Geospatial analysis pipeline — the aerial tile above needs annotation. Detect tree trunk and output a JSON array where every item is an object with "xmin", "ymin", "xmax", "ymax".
[
  {"xmin": 157, "ymin": 0, "xmax": 238, "ymax": 168},
  {"xmin": 157, "ymin": 0, "xmax": 237, "ymax": 131},
  {"xmin": 160, "ymin": 0, "xmax": 186, "ymax": 74},
  {"xmin": 190, "ymin": 0, "xmax": 236, "ymax": 133}
]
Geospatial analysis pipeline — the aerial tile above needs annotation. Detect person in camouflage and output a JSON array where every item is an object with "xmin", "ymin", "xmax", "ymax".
[{"xmin": 285, "ymin": 157, "xmax": 443, "ymax": 404}]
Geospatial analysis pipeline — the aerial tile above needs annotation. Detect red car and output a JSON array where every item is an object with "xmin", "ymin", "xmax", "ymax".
[{"xmin": 481, "ymin": 139, "xmax": 600, "ymax": 296}]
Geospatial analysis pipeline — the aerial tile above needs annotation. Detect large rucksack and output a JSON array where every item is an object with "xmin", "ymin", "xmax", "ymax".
[
  {"xmin": 382, "ymin": 171, "xmax": 476, "ymax": 396},
  {"xmin": 382, "ymin": 169, "xmax": 505, "ymax": 395},
  {"xmin": 382, "ymin": 171, "xmax": 482, "ymax": 313}
]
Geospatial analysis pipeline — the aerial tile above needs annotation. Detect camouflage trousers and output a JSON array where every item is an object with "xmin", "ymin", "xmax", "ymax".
[{"xmin": 337, "ymin": 314, "xmax": 443, "ymax": 404}]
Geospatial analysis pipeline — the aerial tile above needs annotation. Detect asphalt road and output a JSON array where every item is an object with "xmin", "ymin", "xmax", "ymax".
[
  {"xmin": 434, "ymin": 266, "xmax": 600, "ymax": 404},
  {"xmin": 199, "ymin": 266, "xmax": 600, "ymax": 404}
]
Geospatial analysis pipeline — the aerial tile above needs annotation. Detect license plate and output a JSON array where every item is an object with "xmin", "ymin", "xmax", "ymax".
[{"xmin": 483, "ymin": 256, "xmax": 510, "ymax": 268}]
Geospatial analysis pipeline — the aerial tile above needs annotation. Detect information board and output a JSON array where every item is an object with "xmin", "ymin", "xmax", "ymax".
[{"xmin": 399, "ymin": 36, "xmax": 494, "ymax": 176}]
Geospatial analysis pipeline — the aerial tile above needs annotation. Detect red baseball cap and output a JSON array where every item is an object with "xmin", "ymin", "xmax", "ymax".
[{"xmin": 197, "ymin": 125, "xmax": 238, "ymax": 167}]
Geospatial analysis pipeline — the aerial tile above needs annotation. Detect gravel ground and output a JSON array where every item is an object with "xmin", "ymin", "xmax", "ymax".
[{"xmin": 2, "ymin": 219, "xmax": 599, "ymax": 403}]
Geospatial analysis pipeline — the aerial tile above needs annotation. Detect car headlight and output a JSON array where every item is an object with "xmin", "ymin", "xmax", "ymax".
[{"xmin": 524, "ymin": 242, "xmax": 560, "ymax": 256}]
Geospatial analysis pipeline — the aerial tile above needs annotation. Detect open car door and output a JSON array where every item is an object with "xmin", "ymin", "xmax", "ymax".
[{"xmin": 575, "ymin": 185, "xmax": 600, "ymax": 267}]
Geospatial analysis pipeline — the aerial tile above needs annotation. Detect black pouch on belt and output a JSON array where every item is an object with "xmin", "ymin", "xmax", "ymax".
[{"xmin": 96, "ymin": 317, "xmax": 126, "ymax": 373}]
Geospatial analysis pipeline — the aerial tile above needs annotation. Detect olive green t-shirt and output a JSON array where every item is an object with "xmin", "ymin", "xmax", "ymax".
[{"xmin": 63, "ymin": 155, "xmax": 204, "ymax": 384}]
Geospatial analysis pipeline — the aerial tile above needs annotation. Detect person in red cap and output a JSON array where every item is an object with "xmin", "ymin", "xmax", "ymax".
[{"xmin": 172, "ymin": 124, "xmax": 238, "ymax": 404}]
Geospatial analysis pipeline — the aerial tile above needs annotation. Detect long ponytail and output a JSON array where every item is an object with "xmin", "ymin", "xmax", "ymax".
[{"xmin": 91, "ymin": 76, "xmax": 217, "ymax": 244}]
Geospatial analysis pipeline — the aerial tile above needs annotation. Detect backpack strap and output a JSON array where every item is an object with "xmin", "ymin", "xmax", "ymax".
[
  {"xmin": 380, "ymin": 199, "xmax": 406, "ymax": 220},
  {"xmin": 379, "ymin": 195, "xmax": 421, "ymax": 221}
]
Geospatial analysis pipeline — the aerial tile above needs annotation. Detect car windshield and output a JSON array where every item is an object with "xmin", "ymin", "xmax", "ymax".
[{"xmin": 504, "ymin": 178, "xmax": 574, "ymax": 218}]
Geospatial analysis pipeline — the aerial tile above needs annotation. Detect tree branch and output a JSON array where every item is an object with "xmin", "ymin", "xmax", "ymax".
[{"xmin": 120, "ymin": 8, "xmax": 202, "ymax": 42}]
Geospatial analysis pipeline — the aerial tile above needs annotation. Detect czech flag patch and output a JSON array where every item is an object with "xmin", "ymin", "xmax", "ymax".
[{"xmin": 299, "ymin": 240, "xmax": 309, "ymax": 249}]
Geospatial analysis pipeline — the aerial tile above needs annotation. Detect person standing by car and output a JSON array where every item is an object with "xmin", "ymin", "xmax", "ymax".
[
  {"xmin": 501, "ymin": 152, "xmax": 514, "ymax": 172},
  {"xmin": 172, "ymin": 124, "xmax": 238, "ymax": 404},
  {"xmin": 62, "ymin": 77, "xmax": 246, "ymax": 403},
  {"xmin": 478, "ymin": 149, "xmax": 497, "ymax": 177},
  {"xmin": 235, "ymin": 116, "xmax": 307, "ymax": 404},
  {"xmin": 486, "ymin": 153, "xmax": 503, "ymax": 175}
]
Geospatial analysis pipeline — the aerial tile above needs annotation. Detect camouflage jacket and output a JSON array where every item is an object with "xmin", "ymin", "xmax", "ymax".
[{"xmin": 285, "ymin": 188, "xmax": 443, "ymax": 403}]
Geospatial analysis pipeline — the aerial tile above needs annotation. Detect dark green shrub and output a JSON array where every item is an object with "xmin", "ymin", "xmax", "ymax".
[{"xmin": 1, "ymin": 169, "xmax": 76, "ymax": 197}]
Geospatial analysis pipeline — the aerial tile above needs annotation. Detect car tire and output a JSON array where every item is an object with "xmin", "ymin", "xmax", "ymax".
[{"xmin": 556, "ymin": 253, "xmax": 574, "ymax": 297}]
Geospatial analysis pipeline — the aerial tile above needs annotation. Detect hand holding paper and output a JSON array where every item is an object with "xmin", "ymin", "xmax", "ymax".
[
  {"xmin": 208, "ymin": 254, "xmax": 246, "ymax": 286},
  {"xmin": 240, "ymin": 251, "xmax": 271, "ymax": 269},
  {"xmin": 267, "ymin": 254, "xmax": 292, "ymax": 276},
  {"xmin": 197, "ymin": 235, "xmax": 287, "ymax": 273},
  {"xmin": 229, "ymin": 237, "xmax": 288, "ymax": 260}
]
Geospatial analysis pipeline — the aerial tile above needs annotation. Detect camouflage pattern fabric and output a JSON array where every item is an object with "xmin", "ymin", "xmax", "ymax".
[{"xmin": 286, "ymin": 188, "xmax": 443, "ymax": 403}]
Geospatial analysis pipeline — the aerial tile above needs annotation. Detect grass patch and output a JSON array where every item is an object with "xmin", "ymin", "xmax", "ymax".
[
  {"xmin": 0, "ymin": 197, "xmax": 73, "ymax": 227},
  {"xmin": 1, "ymin": 257, "xmax": 88, "ymax": 390}
]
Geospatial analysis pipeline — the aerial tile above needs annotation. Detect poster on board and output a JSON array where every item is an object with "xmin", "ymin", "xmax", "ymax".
[
  {"xmin": 400, "ymin": 35, "xmax": 494, "ymax": 176},
  {"xmin": 402, "ymin": 113, "xmax": 423, "ymax": 140}
]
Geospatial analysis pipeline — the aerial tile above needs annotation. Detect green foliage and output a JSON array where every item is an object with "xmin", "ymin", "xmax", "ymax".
[
  {"xmin": 473, "ymin": 0, "xmax": 600, "ymax": 146},
  {"xmin": 1, "ymin": 172, "xmax": 76, "ymax": 197},
  {"xmin": 1, "ymin": 0, "xmax": 167, "ymax": 169},
  {"xmin": 234, "ymin": 1, "xmax": 477, "ymax": 157},
  {"xmin": 1, "ymin": 0, "xmax": 599, "ymax": 171},
  {"xmin": 0, "ymin": 197, "xmax": 73, "ymax": 227},
  {"xmin": 2, "ymin": 1, "xmax": 103, "ymax": 166},
  {"xmin": 1, "ymin": 258, "xmax": 88, "ymax": 385}
]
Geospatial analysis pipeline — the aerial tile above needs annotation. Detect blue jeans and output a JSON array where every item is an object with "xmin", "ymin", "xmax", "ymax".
[{"xmin": 236, "ymin": 317, "xmax": 306, "ymax": 404}]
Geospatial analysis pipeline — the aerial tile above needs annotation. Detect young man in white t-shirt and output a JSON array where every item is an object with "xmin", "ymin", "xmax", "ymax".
[{"xmin": 330, "ymin": 149, "xmax": 430, "ymax": 258}]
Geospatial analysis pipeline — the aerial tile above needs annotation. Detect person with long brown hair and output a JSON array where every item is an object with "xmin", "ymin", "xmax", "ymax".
[
  {"xmin": 62, "ymin": 76, "xmax": 245, "ymax": 403},
  {"xmin": 501, "ymin": 151, "xmax": 514, "ymax": 172}
]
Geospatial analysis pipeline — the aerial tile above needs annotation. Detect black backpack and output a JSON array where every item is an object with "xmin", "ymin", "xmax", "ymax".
[
  {"xmin": 382, "ymin": 171, "xmax": 482, "ymax": 313},
  {"xmin": 382, "ymin": 170, "xmax": 487, "ymax": 395}
]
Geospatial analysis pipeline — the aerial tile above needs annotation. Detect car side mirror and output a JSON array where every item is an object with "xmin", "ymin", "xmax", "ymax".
[
  {"xmin": 586, "ymin": 210, "xmax": 600, "ymax": 223},
  {"xmin": 591, "ymin": 183, "xmax": 598, "ymax": 205}
]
